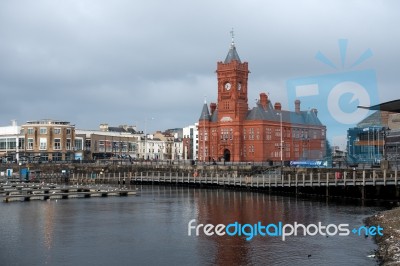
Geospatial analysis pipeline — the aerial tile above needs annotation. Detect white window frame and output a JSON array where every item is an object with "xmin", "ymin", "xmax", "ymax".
[
  {"xmin": 39, "ymin": 138, "xmax": 47, "ymax": 150},
  {"xmin": 54, "ymin": 138, "xmax": 61, "ymax": 150},
  {"xmin": 66, "ymin": 138, "xmax": 71, "ymax": 150},
  {"xmin": 27, "ymin": 138, "xmax": 34, "ymax": 150}
]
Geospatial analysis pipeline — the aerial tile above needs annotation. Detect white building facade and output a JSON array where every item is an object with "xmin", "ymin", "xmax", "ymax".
[{"xmin": 0, "ymin": 120, "xmax": 22, "ymax": 162}]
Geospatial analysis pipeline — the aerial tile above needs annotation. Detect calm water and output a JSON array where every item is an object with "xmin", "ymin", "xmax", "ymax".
[{"xmin": 0, "ymin": 185, "xmax": 382, "ymax": 266}]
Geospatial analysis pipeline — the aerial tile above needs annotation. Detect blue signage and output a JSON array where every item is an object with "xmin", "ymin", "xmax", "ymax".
[{"xmin": 290, "ymin": 161, "xmax": 328, "ymax": 168}]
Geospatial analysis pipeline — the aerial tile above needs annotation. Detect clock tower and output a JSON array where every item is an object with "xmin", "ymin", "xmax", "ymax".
[
  {"xmin": 198, "ymin": 35, "xmax": 326, "ymax": 164},
  {"xmin": 216, "ymin": 36, "xmax": 249, "ymax": 122}
]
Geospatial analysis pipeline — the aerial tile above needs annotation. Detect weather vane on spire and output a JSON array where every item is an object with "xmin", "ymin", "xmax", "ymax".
[{"xmin": 230, "ymin": 28, "xmax": 235, "ymax": 45}]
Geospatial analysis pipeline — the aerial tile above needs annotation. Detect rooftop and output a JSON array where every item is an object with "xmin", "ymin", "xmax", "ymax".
[
  {"xmin": 224, "ymin": 30, "xmax": 241, "ymax": 64},
  {"xmin": 25, "ymin": 119, "xmax": 71, "ymax": 126},
  {"xmin": 224, "ymin": 43, "xmax": 241, "ymax": 64},
  {"xmin": 358, "ymin": 99, "xmax": 400, "ymax": 113}
]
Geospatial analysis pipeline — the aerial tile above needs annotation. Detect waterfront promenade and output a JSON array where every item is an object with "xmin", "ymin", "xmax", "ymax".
[
  {"xmin": 22, "ymin": 168, "xmax": 400, "ymax": 200},
  {"xmin": 124, "ymin": 169, "xmax": 400, "ymax": 187}
]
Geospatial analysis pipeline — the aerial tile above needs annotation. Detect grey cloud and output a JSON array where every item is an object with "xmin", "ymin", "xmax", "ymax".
[{"xmin": 1, "ymin": 0, "xmax": 399, "ymax": 132}]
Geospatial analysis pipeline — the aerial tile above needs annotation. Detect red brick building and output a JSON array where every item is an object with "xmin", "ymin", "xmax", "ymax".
[{"xmin": 198, "ymin": 40, "xmax": 326, "ymax": 163}]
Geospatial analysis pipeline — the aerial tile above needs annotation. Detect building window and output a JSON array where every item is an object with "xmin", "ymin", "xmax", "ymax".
[
  {"xmin": 221, "ymin": 128, "xmax": 229, "ymax": 140},
  {"xmin": 53, "ymin": 152, "xmax": 62, "ymax": 161},
  {"xmin": 224, "ymin": 101, "xmax": 230, "ymax": 110},
  {"xmin": 0, "ymin": 139, "xmax": 6, "ymax": 150},
  {"xmin": 243, "ymin": 128, "xmax": 246, "ymax": 140},
  {"xmin": 304, "ymin": 130, "xmax": 309, "ymax": 139},
  {"xmin": 275, "ymin": 129, "xmax": 280, "ymax": 137},
  {"xmin": 54, "ymin": 139, "xmax": 61, "ymax": 150},
  {"xmin": 40, "ymin": 153, "xmax": 48, "ymax": 161},
  {"xmin": 27, "ymin": 138, "xmax": 34, "ymax": 150},
  {"xmin": 40, "ymin": 127, "xmax": 47, "ymax": 134},
  {"xmin": 66, "ymin": 128, "xmax": 71, "ymax": 135},
  {"xmin": 19, "ymin": 138, "xmax": 25, "ymax": 149},
  {"xmin": 122, "ymin": 142, "xmax": 128, "ymax": 152},
  {"xmin": 54, "ymin": 128, "xmax": 61, "ymax": 134},
  {"xmin": 75, "ymin": 139, "xmax": 83, "ymax": 150},
  {"xmin": 250, "ymin": 128, "xmax": 254, "ymax": 140},
  {"xmin": 266, "ymin": 127, "xmax": 272, "ymax": 140},
  {"xmin": 85, "ymin": 139, "xmax": 91, "ymax": 150},
  {"xmin": 27, "ymin": 128, "xmax": 34, "ymax": 135},
  {"xmin": 66, "ymin": 139, "xmax": 71, "ymax": 150},
  {"xmin": 6, "ymin": 138, "xmax": 16, "ymax": 150},
  {"xmin": 294, "ymin": 129, "xmax": 299, "ymax": 139},
  {"xmin": 129, "ymin": 142, "xmax": 136, "ymax": 152},
  {"xmin": 285, "ymin": 143, "xmax": 290, "ymax": 158},
  {"xmin": 39, "ymin": 138, "xmax": 47, "ymax": 150}
]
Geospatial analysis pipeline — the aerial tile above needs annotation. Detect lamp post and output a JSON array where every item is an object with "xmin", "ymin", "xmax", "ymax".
[
  {"xmin": 348, "ymin": 136, "xmax": 351, "ymax": 157},
  {"xmin": 144, "ymin": 117, "xmax": 154, "ymax": 162},
  {"xmin": 103, "ymin": 135, "xmax": 106, "ymax": 160},
  {"xmin": 367, "ymin": 127, "xmax": 371, "ymax": 162},
  {"xmin": 383, "ymin": 127, "xmax": 390, "ymax": 161},
  {"xmin": 16, "ymin": 136, "xmax": 19, "ymax": 164},
  {"xmin": 202, "ymin": 113, "xmax": 206, "ymax": 165},
  {"xmin": 277, "ymin": 112, "xmax": 283, "ymax": 167}
]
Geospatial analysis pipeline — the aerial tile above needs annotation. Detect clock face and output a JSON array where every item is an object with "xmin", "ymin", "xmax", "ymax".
[{"xmin": 224, "ymin": 82, "xmax": 231, "ymax": 90}]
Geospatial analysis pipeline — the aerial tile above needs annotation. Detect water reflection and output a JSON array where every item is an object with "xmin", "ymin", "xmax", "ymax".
[
  {"xmin": 44, "ymin": 204, "xmax": 53, "ymax": 248},
  {"xmin": 190, "ymin": 188, "xmax": 380, "ymax": 266},
  {"xmin": 0, "ymin": 185, "xmax": 381, "ymax": 266}
]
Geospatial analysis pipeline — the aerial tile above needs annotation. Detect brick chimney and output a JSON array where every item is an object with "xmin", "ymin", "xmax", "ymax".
[
  {"xmin": 210, "ymin": 103, "xmax": 217, "ymax": 115},
  {"xmin": 274, "ymin": 102, "xmax": 282, "ymax": 110},
  {"xmin": 260, "ymin": 93, "xmax": 268, "ymax": 109},
  {"xmin": 295, "ymin": 99, "xmax": 301, "ymax": 114}
]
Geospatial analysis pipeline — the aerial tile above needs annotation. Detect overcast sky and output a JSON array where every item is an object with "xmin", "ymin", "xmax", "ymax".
[{"xmin": 1, "ymin": 0, "xmax": 399, "ymax": 140}]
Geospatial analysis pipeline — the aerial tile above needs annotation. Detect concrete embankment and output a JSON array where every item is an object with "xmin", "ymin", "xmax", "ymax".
[{"xmin": 367, "ymin": 207, "xmax": 400, "ymax": 265}]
